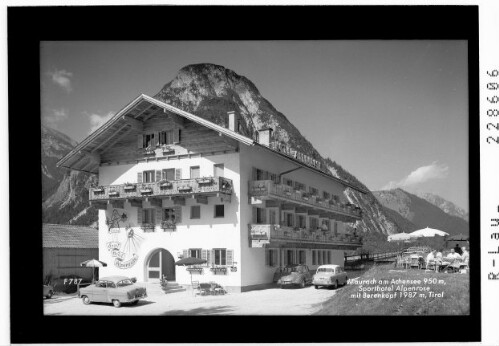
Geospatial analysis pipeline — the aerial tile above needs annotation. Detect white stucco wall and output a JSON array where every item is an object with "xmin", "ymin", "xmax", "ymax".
[{"xmin": 98, "ymin": 152, "xmax": 243, "ymax": 288}]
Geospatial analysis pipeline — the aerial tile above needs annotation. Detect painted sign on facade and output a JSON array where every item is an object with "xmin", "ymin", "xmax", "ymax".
[{"xmin": 106, "ymin": 209, "xmax": 144, "ymax": 269}]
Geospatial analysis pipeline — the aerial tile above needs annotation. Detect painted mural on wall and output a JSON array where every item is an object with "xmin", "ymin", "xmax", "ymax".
[{"xmin": 106, "ymin": 209, "xmax": 144, "ymax": 269}]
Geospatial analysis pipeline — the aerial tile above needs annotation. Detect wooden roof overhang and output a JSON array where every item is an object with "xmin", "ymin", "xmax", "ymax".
[{"xmin": 56, "ymin": 94, "xmax": 255, "ymax": 174}]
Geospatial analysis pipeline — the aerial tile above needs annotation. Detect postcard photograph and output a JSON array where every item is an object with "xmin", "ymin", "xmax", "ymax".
[{"xmin": 39, "ymin": 39, "xmax": 472, "ymax": 318}]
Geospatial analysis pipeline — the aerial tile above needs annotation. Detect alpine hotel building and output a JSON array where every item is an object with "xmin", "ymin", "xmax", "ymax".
[{"xmin": 58, "ymin": 94, "xmax": 365, "ymax": 292}]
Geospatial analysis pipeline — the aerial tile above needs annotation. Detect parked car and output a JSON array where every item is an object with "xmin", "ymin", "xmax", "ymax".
[
  {"xmin": 312, "ymin": 264, "xmax": 348, "ymax": 289},
  {"xmin": 78, "ymin": 276, "xmax": 147, "ymax": 308},
  {"xmin": 43, "ymin": 284, "xmax": 54, "ymax": 299},
  {"xmin": 275, "ymin": 264, "xmax": 313, "ymax": 288}
]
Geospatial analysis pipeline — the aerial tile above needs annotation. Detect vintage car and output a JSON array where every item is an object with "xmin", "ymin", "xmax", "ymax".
[
  {"xmin": 78, "ymin": 276, "xmax": 147, "ymax": 308},
  {"xmin": 312, "ymin": 264, "xmax": 348, "ymax": 289},
  {"xmin": 43, "ymin": 284, "xmax": 54, "ymax": 299},
  {"xmin": 275, "ymin": 264, "xmax": 313, "ymax": 288}
]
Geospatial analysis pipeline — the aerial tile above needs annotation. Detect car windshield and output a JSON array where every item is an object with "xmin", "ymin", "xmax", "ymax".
[
  {"xmin": 290, "ymin": 266, "xmax": 302, "ymax": 273},
  {"xmin": 317, "ymin": 268, "xmax": 335, "ymax": 273},
  {"xmin": 117, "ymin": 279, "xmax": 133, "ymax": 287}
]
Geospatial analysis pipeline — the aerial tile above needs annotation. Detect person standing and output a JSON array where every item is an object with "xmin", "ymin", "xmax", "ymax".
[{"xmin": 454, "ymin": 243, "xmax": 463, "ymax": 255}]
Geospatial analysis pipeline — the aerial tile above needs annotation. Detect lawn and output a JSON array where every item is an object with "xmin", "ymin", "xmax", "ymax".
[{"xmin": 315, "ymin": 264, "xmax": 469, "ymax": 315}]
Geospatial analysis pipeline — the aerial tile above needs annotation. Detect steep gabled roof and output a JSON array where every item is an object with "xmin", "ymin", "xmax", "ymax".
[
  {"xmin": 43, "ymin": 224, "xmax": 98, "ymax": 249},
  {"xmin": 56, "ymin": 94, "xmax": 254, "ymax": 173}
]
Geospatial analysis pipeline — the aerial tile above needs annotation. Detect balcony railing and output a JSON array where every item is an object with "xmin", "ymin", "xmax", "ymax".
[
  {"xmin": 89, "ymin": 176, "xmax": 233, "ymax": 201},
  {"xmin": 249, "ymin": 180, "xmax": 362, "ymax": 219},
  {"xmin": 249, "ymin": 224, "xmax": 362, "ymax": 248}
]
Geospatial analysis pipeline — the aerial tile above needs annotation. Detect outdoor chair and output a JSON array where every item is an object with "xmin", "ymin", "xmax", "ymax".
[{"xmin": 192, "ymin": 281, "xmax": 202, "ymax": 296}]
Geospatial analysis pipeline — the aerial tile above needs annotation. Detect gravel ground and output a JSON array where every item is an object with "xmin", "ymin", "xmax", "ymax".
[{"xmin": 43, "ymin": 283, "xmax": 349, "ymax": 316}]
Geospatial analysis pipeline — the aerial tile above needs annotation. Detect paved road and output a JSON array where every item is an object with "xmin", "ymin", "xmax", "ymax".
[{"xmin": 44, "ymin": 283, "xmax": 347, "ymax": 316}]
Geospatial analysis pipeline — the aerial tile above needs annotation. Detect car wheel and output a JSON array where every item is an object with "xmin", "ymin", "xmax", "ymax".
[
  {"xmin": 46, "ymin": 290, "xmax": 53, "ymax": 299},
  {"xmin": 112, "ymin": 299, "xmax": 121, "ymax": 308},
  {"xmin": 82, "ymin": 296, "xmax": 90, "ymax": 305},
  {"xmin": 314, "ymin": 285, "xmax": 319, "ymax": 289}
]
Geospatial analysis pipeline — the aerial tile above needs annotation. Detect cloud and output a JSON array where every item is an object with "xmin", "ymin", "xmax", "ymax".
[
  {"xmin": 381, "ymin": 162, "xmax": 449, "ymax": 190},
  {"xmin": 86, "ymin": 112, "xmax": 115, "ymax": 134},
  {"xmin": 48, "ymin": 69, "xmax": 73, "ymax": 92},
  {"xmin": 42, "ymin": 108, "xmax": 68, "ymax": 129}
]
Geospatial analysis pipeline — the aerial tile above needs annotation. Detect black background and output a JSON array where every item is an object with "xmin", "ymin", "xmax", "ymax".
[{"xmin": 8, "ymin": 5, "xmax": 480, "ymax": 343}]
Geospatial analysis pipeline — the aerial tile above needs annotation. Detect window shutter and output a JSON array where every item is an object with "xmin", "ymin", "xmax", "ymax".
[
  {"xmin": 137, "ymin": 172, "xmax": 143, "ymax": 184},
  {"xmin": 265, "ymin": 250, "xmax": 270, "ymax": 266},
  {"xmin": 227, "ymin": 250, "xmax": 233, "ymax": 266},
  {"xmin": 183, "ymin": 249, "xmax": 188, "ymax": 259},
  {"xmin": 207, "ymin": 250, "xmax": 212, "ymax": 266},
  {"xmin": 173, "ymin": 128, "xmax": 180, "ymax": 144},
  {"xmin": 137, "ymin": 135, "xmax": 143, "ymax": 149},
  {"xmin": 137, "ymin": 207, "xmax": 143, "ymax": 225},
  {"xmin": 175, "ymin": 168, "xmax": 182, "ymax": 180},
  {"xmin": 252, "ymin": 207, "xmax": 257, "ymax": 224},
  {"xmin": 262, "ymin": 209, "xmax": 267, "ymax": 224},
  {"xmin": 156, "ymin": 170, "xmax": 162, "ymax": 182},
  {"xmin": 252, "ymin": 167, "xmax": 257, "ymax": 181},
  {"xmin": 162, "ymin": 169, "xmax": 166, "ymax": 180},
  {"xmin": 156, "ymin": 207, "xmax": 163, "ymax": 223},
  {"xmin": 201, "ymin": 249, "xmax": 207, "ymax": 262},
  {"xmin": 273, "ymin": 250, "xmax": 278, "ymax": 267},
  {"xmin": 174, "ymin": 206, "xmax": 182, "ymax": 223},
  {"xmin": 295, "ymin": 215, "xmax": 300, "ymax": 228}
]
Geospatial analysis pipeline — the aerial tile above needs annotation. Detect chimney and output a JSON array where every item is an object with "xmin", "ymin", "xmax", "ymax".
[
  {"xmin": 258, "ymin": 128, "xmax": 273, "ymax": 147},
  {"xmin": 227, "ymin": 111, "xmax": 239, "ymax": 132}
]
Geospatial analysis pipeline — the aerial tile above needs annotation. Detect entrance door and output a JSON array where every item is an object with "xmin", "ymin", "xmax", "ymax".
[{"xmin": 147, "ymin": 249, "xmax": 176, "ymax": 282}]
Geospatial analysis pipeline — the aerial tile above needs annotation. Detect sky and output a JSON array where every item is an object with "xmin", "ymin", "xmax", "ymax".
[{"xmin": 40, "ymin": 41, "xmax": 469, "ymax": 211}]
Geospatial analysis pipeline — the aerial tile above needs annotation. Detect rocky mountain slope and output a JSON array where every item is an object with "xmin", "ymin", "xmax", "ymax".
[
  {"xmin": 154, "ymin": 63, "xmax": 407, "ymax": 235},
  {"xmin": 417, "ymin": 192, "xmax": 468, "ymax": 222},
  {"xmin": 41, "ymin": 125, "xmax": 98, "ymax": 226},
  {"xmin": 373, "ymin": 188, "xmax": 469, "ymax": 236}
]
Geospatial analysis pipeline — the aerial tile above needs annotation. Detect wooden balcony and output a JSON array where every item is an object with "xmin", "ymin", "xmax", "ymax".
[
  {"xmin": 89, "ymin": 176, "xmax": 233, "ymax": 206},
  {"xmin": 249, "ymin": 180, "xmax": 362, "ymax": 222},
  {"xmin": 248, "ymin": 224, "xmax": 362, "ymax": 249}
]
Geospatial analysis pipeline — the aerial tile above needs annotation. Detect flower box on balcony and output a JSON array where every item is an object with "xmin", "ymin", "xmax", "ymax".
[
  {"xmin": 187, "ymin": 267, "xmax": 203, "ymax": 274},
  {"xmin": 161, "ymin": 220, "xmax": 176, "ymax": 231},
  {"xmin": 124, "ymin": 184, "xmax": 136, "ymax": 191},
  {"xmin": 178, "ymin": 186, "xmax": 192, "ymax": 192},
  {"xmin": 161, "ymin": 145, "xmax": 175, "ymax": 155},
  {"xmin": 92, "ymin": 186, "xmax": 105, "ymax": 193},
  {"xmin": 196, "ymin": 177, "xmax": 213, "ymax": 185},
  {"xmin": 159, "ymin": 181, "xmax": 173, "ymax": 189},
  {"xmin": 210, "ymin": 267, "xmax": 227, "ymax": 274},
  {"xmin": 141, "ymin": 223, "xmax": 155, "ymax": 232},
  {"xmin": 140, "ymin": 188, "xmax": 153, "ymax": 194},
  {"xmin": 109, "ymin": 190, "xmax": 119, "ymax": 197},
  {"xmin": 301, "ymin": 193, "xmax": 311, "ymax": 201},
  {"xmin": 144, "ymin": 148, "xmax": 156, "ymax": 156}
]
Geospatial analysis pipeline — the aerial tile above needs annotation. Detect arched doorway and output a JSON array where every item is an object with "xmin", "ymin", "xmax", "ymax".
[{"xmin": 146, "ymin": 249, "xmax": 175, "ymax": 282}]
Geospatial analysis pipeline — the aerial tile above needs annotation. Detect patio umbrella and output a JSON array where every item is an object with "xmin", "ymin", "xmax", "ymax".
[
  {"xmin": 175, "ymin": 257, "xmax": 207, "ymax": 284},
  {"xmin": 410, "ymin": 227, "xmax": 449, "ymax": 238},
  {"xmin": 80, "ymin": 259, "xmax": 107, "ymax": 283}
]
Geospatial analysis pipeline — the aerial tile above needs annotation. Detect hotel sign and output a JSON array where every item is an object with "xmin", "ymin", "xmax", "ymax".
[{"xmin": 270, "ymin": 141, "xmax": 322, "ymax": 170}]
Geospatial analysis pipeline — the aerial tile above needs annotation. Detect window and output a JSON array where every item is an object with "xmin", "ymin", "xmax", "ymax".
[
  {"xmin": 327, "ymin": 251, "xmax": 331, "ymax": 264},
  {"xmin": 143, "ymin": 209, "xmax": 155, "ymax": 224},
  {"xmin": 323, "ymin": 191, "xmax": 331, "ymax": 200},
  {"xmin": 143, "ymin": 133, "xmax": 155, "ymax": 148},
  {"xmin": 309, "ymin": 186, "xmax": 319, "ymax": 196},
  {"xmin": 297, "ymin": 215, "xmax": 306, "ymax": 228},
  {"xmin": 321, "ymin": 219, "xmax": 330, "ymax": 231},
  {"xmin": 190, "ymin": 206, "xmax": 201, "ymax": 219},
  {"xmin": 214, "ymin": 204, "xmax": 225, "ymax": 218},
  {"xmin": 162, "ymin": 168, "xmax": 175, "ymax": 181},
  {"xmin": 299, "ymin": 250, "xmax": 306, "ymax": 264},
  {"xmin": 256, "ymin": 208, "xmax": 266, "ymax": 224},
  {"xmin": 190, "ymin": 166, "xmax": 200, "ymax": 179},
  {"xmin": 143, "ymin": 170, "xmax": 155, "ymax": 183},
  {"xmin": 214, "ymin": 249, "xmax": 227, "ymax": 265},
  {"xmin": 310, "ymin": 217, "xmax": 319, "ymax": 230},
  {"xmin": 294, "ymin": 181, "xmax": 306, "ymax": 191},
  {"xmin": 318, "ymin": 251, "xmax": 323, "ymax": 265},
  {"xmin": 312, "ymin": 250, "xmax": 317, "ymax": 265},
  {"xmin": 256, "ymin": 168, "xmax": 265, "ymax": 180},
  {"xmin": 285, "ymin": 212, "xmax": 294, "ymax": 227},
  {"xmin": 333, "ymin": 221, "xmax": 338, "ymax": 236},
  {"xmin": 214, "ymin": 164, "xmax": 224, "ymax": 177},
  {"xmin": 159, "ymin": 130, "xmax": 174, "ymax": 145},
  {"xmin": 283, "ymin": 177, "xmax": 294, "ymax": 187},
  {"xmin": 266, "ymin": 249, "xmax": 278, "ymax": 267},
  {"xmin": 286, "ymin": 250, "xmax": 294, "ymax": 265},
  {"xmin": 189, "ymin": 249, "xmax": 201, "ymax": 259},
  {"xmin": 323, "ymin": 251, "xmax": 327, "ymax": 264},
  {"xmin": 163, "ymin": 208, "xmax": 176, "ymax": 222},
  {"xmin": 269, "ymin": 209, "xmax": 277, "ymax": 225}
]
